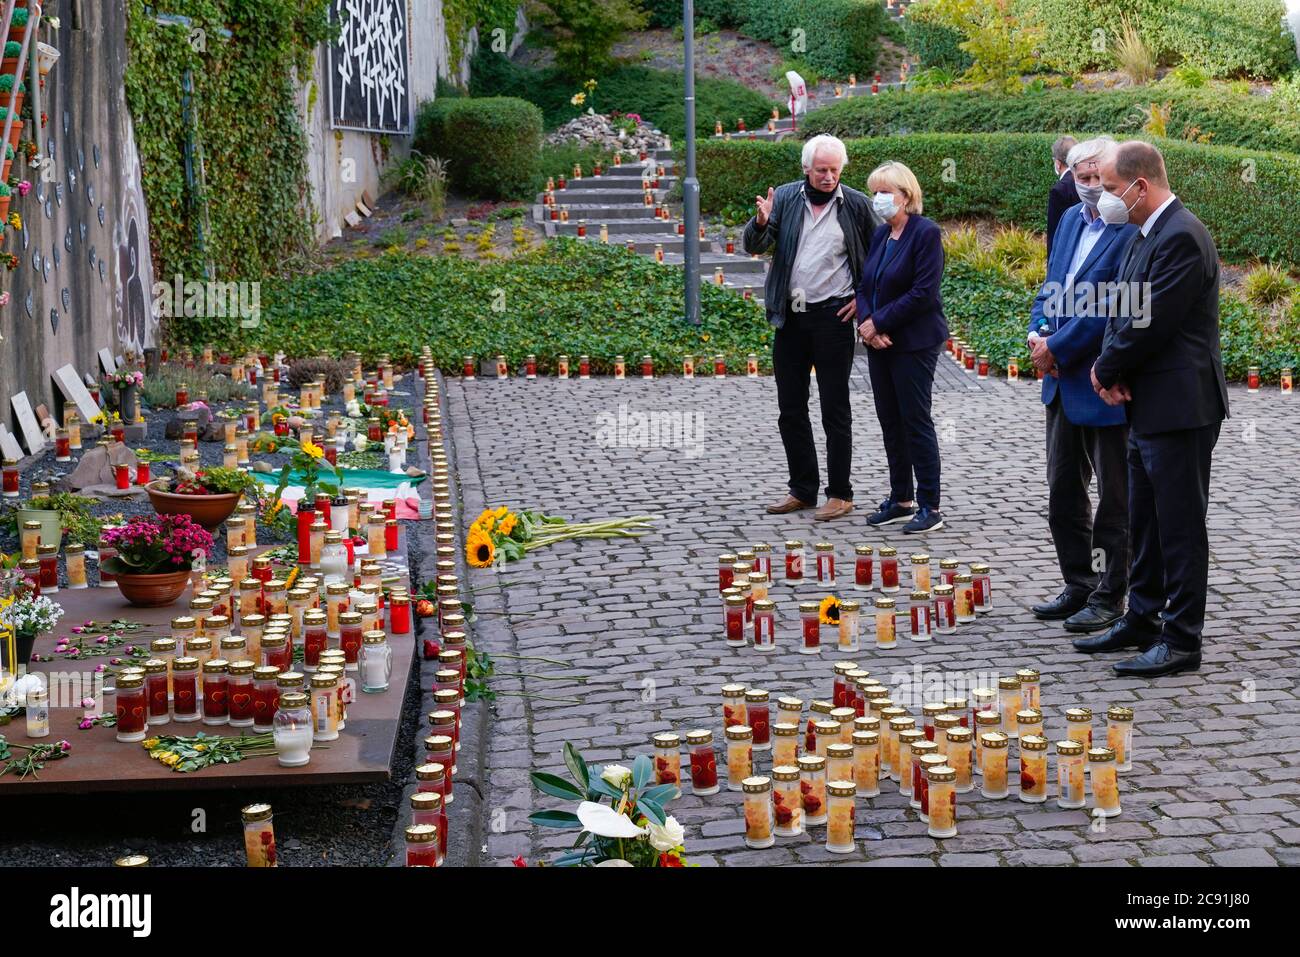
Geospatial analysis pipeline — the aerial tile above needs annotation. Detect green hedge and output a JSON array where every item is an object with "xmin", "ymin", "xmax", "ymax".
[
  {"xmin": 801, "ymin": 86, "xmax": 1300, "ymax": 156},
  {"xmin": 467, "ymin": 49, "xmax": 776, "ymax": 141},
  {"xmin": 941, "ymin": 260, "xmax": 1300, "ymax": 383},
  {"xmin": 413, "ymin": 96, "xmax": 543, "ymax": 200},
  {"xmin": 1006, "ymin": 0, "xmax": 1296, "ymax": 78},
  {"xmin": 237, "ymin": 239, "xmax": 771, "ymax": 369},
  {"xmin": 904, "ymin": 0, "xmax": 973, "ymax": 73},
  {"xmin": 697, "ymin": 134, "xmax": 1300, "ymax": 264}
]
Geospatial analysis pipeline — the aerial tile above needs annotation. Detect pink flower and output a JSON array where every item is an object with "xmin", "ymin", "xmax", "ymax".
[
  {"xmin": 96, "ymin": 636, "xmax": 108, "ymax": 644},
  {"xmin": 57, "ymin": 740, "xmax": 71, "ymax": 752},
  {"xmin": 16, "ymin": 180, "xmax": 30, "ymax": 196},
  {"xmin": 78, "ymin": 719, "xmax": 94, "ymax": 730},
  {"xmin": 94, "ymin": 664, "xmax": 105, "ymax": 673},
  {"xmin": 67, "ymin": 648, "xmax": 80, "ymax": 657},
  {"xmin": 110, "ymin": 657, "xmax": 122, "ymax": 665},
  {"xmin": 81, "ymin": 697, "xmax": 96, "ymax": 709},
  {"xmin": 71, "ymin": 626, "xmax": 84, "ymax": 634}
]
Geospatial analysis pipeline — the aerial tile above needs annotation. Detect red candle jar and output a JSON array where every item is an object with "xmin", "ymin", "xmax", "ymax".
[
  {"xmin": 339, "ymin": 612, "xmax": 363, "ymax": 666},
  {"xmin": 383, "ymin": 499, "xmax": 397, "ymax": 521},
  {"xmin": 939, "ymin": 558, "xmax": 959, "ymax": 587},
  {"xmin": 142, "ymin": 658, "xmax": 170, "ymax": 719},
  {"xmin": 978, "ymin": 354, "xmax": 990, "ymax": 378},
  {"xmin": 717, "ymin": 552, "xmax": 737, "ymax": 591},
  {"xmin": 964, "ymin": 351, "xmax": 975, "ymax": 371},
  {"xmin": 296, "ymin": 506, "xmax": 316, "ymax": 564},
  {"xmin": 405, "ymin": 825, "xmax": 440, "ymax": 867},
  {"xmin": 785, "ymin": 539, "xmax": 804, "ymax": 581},
  {"xmin": 176, "ymin": 387, "xmax": 189, "ymax": 406},
  {"xmin": 37, "ymin": 546, "xmax": 59, "ymax": 591},
  {"xmin": 367, "ymin": 418, "xmax": 383, "ymax": 441},
  {"xmin": 641, "ymin": 356, "xmax": 654, "ymax": 378},
  {"xmin": 172, "ymin": 659, "xmax": 200, "ymax": 722},
  {"xmin": 228, "ymin": 663, "xmax": 256, "ymax": 726},
  {"xmin": 261, "ymin": 635, "xmax": 292, "ymax": 671},
  {"xmin": 55, "ymin": 429, "xmax": 71, "ymax": 460},
  {"xmin": 111, "ymin": 426, "xmax": 126, "ymax": 443},
  {"xmin": 932, "ymin": 584, "xmax": 956, "ymax": 634},
  {"xmin": 879, "ymin": 546, "xmax": 899, "ymax": 592},
  {"xmin": 389, "ymin": 594, "xmax": 412, "ymax": 635},
  {"xmin": 911, "ymin": 591, "xmax": 932, "ymax": 640},
  {"xmin": 114, "ymin": 464, "xmax": 130, "ymax": 490},
  {"xmin": 416, "ymin": 762, "xmax": 451, "ymax": 809},
  {"xmin": 832, "ymin": 664, "xmax": 854, "ymax": 709},
  {"xmin": 202, "ymin": 661, "xmax": 230, "ymax": 724},
  {"xmin": 525, "ymin": 355, "xmax": 537, "ymax": 378},
  {"xmin": 798, "ymin": 601, "xmax": 821, "ymax": 654},
  {"xmin": 252, "ymin": 666, "xmax": 280, "ymax": 732},
  {"xmin": 136, "ymin": 462, "xmax": 151, "ymax": 485},
  {"xmin": 115, "ymin": 675, "xmax": 148, "ymax": 742},
  {"xmin": 302, "ymin": 611, "xmax": 327, "ymax": 669},
  {"xmin": 1247, "ymin": 365, "xmax": 1260, "ymax": 391},
  {"xmin": 713, "ymin": 355, "xmax": 726, "ymax": 377},
  {"xmin": 724, "ymin": 594, "xmax": 747, "ymax": 646},
  {"xmin": 183, "ymin": 422, "xmax": 198, "ymax": 444},
  {"xmin": 273, "ymin": 366, "xmax": 281, "ymax": 383},
  {"xmin": 746, "ymin": 690, "xmax": 771, "ymax": 749},
  {"xmin": 687, "ymin": 730, "xmax": 719, "ymax": 794},
  {"xmin": 462, "ymin": 355, "xmax": 475, "ymax": 377},
  {"xmin": 98, "ymin": 535, "xmax": 118, "ymax": 586},
  {"xmin": 324, "ymin": 445, "xmax": 337, "ymax": 466},
  {"xmin": 1, "ymin": 459, "xmax": 18, "ymax": 497},
  {"xmin": 970, "ymin": 563, "xmax": 992, "ymax": 612},
  {"xmin": 252, "ymin": 557, "xmax": 274, "ymax": 584},
  {"xmin": 852, "ymin": 544, "xmax": 874, "ymax": 589},
  {"xmin": 385, "ymin": 519, "xmax": 399, "ymax": 551},
  {"xmin": 274, "ymin": 418, "xmax": 289, "ymax": 437},
  {"xmin": 814, "ymin": 542, "xmax": 835, "ymax": 584},
  {"xmin": 578, "ymin": 355, "xmax": 591, "ymax": 379}
]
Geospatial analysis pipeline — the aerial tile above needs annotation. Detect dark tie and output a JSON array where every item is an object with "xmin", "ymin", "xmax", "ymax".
[{"xmin": 1118, "ymin": 232, "xmax": 1146, "ymax": 281}]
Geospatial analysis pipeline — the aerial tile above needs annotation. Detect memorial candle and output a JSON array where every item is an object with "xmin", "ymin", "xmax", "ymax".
[
  {"xmin": 874, "ymin": 597, "xmax": 897, "ymax": 649},
  {"xmin": 202, "ymin": 660, "xmax": 230, "ymax": 726},
  {"xmin": 752, "ymin": 598, "xmax": 776, "ymax": 652},
  {"xmin": 686, "ymin": 729, "xmax": 719, "ymax": 795},
  {"xmin": 814, "ymin": 541, "xmax": 836, "ymax": 585},
  {"xmin": 785, "ymin": 539, "xmax": 805, "ymax": 581},
  {"xmin": 854, "ymin": 544, "xmax": 874, "ymax": 589},
  {"xmin": 745, "ymin": 688, "xmax": 771, "ymax": 750},
  {"xmin": 798, "ymin": 601, "xmax": 821, "ymax": 654},
  {"xmin": 879, "ymin": 546, "xmax": 899, "ymax": 592},
  {"xmin": 115, "ymin": 675, "xmax": 148, "ymax": 742},
  {"xmin": 910, "ymin": 590, "xmax": 932, "ymax": 640}
]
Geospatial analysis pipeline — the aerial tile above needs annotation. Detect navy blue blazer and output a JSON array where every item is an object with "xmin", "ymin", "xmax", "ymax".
[
  {"xmin": 854, "ymin": 215, "xmax": 948, "ymax": 353},
  {"xmin": 1028, "ymin": 207, "xmax": 1137, "ymax": 428}
]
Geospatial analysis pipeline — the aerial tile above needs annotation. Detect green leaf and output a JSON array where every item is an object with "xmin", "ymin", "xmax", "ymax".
[
  {"xmin": 635, "ymin": 798, "xmax": 666, "ymax": 826},
  {"xmin": 528, "ymin": 809, "xmax": 582, "ymax": 828},
  {"xmin": 639, "ymin": 783, "xmax": 678, "ymax": 804},
  {"xmin": 563, "ymin": 741, "xmax": 589, "ymax": 790},
  {"xmin": 530, "ymin": 771, "xmax": 585, "ymax": 801},
  {"xmin": 631, "ymin": 754, "xmax": 652, "ymax": 790},
  {"xmin": 586, "ymin": 777, "xmax": 622, "ymax": 800}
]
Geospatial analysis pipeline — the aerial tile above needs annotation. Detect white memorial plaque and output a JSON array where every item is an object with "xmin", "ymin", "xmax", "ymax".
[
  {"xmin": 0, "ymin": 423, "xmax": 23, "ymax": 460},
  {"xmin": 10, "ymin": 392, "xmax": 46, "ymax": 454},
  {"xmin": 97, "ymin": 348, "xmax": 118, "ymax": 375},
  {"xmin": 52, "ymin": 363, "xmax": 103, "ymax": 425}
]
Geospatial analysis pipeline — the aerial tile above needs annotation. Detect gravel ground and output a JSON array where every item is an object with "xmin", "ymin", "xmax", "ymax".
[{"xmin": 1, "ymin": 376, "xmax": 433, "ymax": 866}]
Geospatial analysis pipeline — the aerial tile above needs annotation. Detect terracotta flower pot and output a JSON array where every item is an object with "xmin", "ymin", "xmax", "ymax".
[
  {"xmin": 0, "ymin": 93, "xmax": 22, "ymax": 114},
  {"xmin": 113, "ymin": 569, "xmax": 192, "ymax": 608},
  {"xmin": 0, "ymin": 196, "xmax": 9, "ymax": 221},
  {"xmin": 145, "ymin": 483, "xmax": 244, "ymax": 531}
]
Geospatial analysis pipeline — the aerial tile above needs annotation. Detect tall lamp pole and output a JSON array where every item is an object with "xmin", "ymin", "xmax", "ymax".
[{"xmin": 682, "ymin": 0, "xmax": 701, "ymax": 325}]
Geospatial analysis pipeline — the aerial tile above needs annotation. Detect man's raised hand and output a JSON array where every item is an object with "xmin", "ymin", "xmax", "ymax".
[{"xmin": 755, "ymin": 187, "xmax": 775, "ymax": 226}]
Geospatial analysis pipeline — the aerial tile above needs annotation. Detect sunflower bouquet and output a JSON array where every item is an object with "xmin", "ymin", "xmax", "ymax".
[
  {"xmin": 466, "ymin": 506, "xmax": 655, "ymax": 568},
  {"xmin": 269, "ymin": 438, "xmax": 341, "ymax": 507}
]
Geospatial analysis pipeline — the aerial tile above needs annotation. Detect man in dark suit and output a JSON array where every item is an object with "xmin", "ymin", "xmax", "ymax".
[
  {"xmin": 1081, "ymin": 140, "xmax": 1230, "ymax": 677},
  {"xmin": 1045, "ymin": 136, "xmax": 1078, "ymax": 262},
  {"xmin": 1027, "ymin": 136, "xmax": 1137, "ymax": 634}
]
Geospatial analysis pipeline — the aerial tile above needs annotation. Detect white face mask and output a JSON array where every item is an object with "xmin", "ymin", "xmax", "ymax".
[
  {"xmin": 873, "ymin": 191, "xmax": 899, "ymax": 220},
  {"xmin": 1097, "ymin": 179, "xmax": 1140, "ymax": 225},
  {"xmin": 1075, "ymin": 180, "xmax": 1104, "ymax": 208}
]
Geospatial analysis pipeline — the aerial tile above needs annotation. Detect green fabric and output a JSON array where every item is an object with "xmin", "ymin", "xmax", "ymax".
[{"xmin": 252, "ymin": 467, "xmax": 426, "ymax": 490}]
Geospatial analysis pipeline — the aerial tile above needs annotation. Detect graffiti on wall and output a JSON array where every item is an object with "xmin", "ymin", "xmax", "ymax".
[{"xmin": 327, "ymin": 0, "xmax": 411, "ymax": 133}]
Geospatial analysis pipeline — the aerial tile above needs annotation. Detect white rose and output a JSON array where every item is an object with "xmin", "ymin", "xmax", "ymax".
[
  {"xmin": 646, "ymin": 815, "xmax": 684, "ymax": 852},
  {"xmin": 600, "ymin": 764, "xmax": 632, "ymax": 789}
]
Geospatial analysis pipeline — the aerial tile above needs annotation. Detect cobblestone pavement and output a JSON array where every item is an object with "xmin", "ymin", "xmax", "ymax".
[{"xmin": 447, "ymin": 361, "xmax": 1300, "ymax": 867}]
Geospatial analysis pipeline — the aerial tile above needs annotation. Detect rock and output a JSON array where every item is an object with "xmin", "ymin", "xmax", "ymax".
[
  {"xmin": 176, "ymin": 405, "xmax": 212, "ymax": 431},
  {"xmin": 450, "ymin": 217, "xmax": 469, "ymax": 227},
  {"xmin": 65, "ymin": 443, "xmax": 138, "ymax": 492},
  {"xmin": 251, "ymin": 461, "xmax": 275, "ymax": 474},
  {"xmin": 544, "ymin": 112, "xmax": 670, "ymax": 156}
]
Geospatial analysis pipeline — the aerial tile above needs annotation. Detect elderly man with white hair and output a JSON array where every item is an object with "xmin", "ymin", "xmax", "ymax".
[{"xmin": 742, "ymin": 134, "xmax": 882, "ymax": 521}]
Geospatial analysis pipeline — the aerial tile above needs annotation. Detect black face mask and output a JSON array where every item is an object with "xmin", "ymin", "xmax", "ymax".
[{"xmin": 804, "ymin": 176, "xmax": 836, "ymax": 207}]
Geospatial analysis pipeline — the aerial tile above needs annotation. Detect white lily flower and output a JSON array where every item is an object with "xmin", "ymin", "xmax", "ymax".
[{"xmin": 576, "ymin": 801, "xmax": 645, "ymax": 839}]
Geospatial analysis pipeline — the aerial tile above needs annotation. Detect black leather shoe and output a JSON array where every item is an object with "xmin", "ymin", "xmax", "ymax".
[
  {"xmin": 1072, "ymin": 618, "xmax": 1159, "ymax": 654},
  {"xmin": 1031, "ymin": 589, "xmax": 1088, "ymax": 621},
  {"xmin": 1113, "ymin": 642, "xmax": 1201, "ymax": 677},
  {"xmin": 1063, "ymin": 603, "xmax": 1124, "ymax": 634}
]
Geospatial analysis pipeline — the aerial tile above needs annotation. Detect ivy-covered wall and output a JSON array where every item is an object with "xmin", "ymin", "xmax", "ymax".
[{"xmin": 123, "ymin": 0, "xmax": 333, "ymax": 299}]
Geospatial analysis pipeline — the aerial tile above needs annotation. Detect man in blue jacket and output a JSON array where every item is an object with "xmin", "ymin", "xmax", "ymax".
[{"xmin": 1026, "ymin": 136, "xmax": 1138, "ymax": 633}]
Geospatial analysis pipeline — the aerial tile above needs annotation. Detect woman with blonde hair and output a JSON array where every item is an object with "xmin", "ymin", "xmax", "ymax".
[{"xmin": 855, "ymin": 161, "xmax": 949, "ymax": 533}]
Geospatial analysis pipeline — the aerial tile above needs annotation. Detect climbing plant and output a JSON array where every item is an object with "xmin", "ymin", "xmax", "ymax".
[
  {"xmin": 443, "ymin": 0, "xmax": 519, "ymax": 68},
  {"xmin": 124, "ymin": 0, "xmax": 334, "ymax": 339}
]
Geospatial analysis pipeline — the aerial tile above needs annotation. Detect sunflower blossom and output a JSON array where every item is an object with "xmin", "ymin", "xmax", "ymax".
[{"xmin": 819, "ymin": 595, "xmax": 841, "ymax": 625}]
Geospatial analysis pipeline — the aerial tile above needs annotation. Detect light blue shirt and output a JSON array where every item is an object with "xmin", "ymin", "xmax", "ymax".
[{"xmin": 1064, "ymin": 203, "xmax": 1106, "ymax": 291}]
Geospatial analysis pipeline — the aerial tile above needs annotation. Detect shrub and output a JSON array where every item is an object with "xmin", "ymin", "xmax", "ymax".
[
  {"xmin": 906, "ymin": 0, "xmax": 973, "ymax": 73},
  {"xmin": 1006, "ymin": 0, "xmax": 1296, "ymax": 78},
  {"xmin": 800, "ymin": 86, "xmax": 1300, "ymax": 155},
  {"xmin": 240, "ymin": 240, "xmax": 772, "ymax": 370},
  {"xmin": 1242, "ymin": 264, "xmax": 1296, "ymax": 308},
  {"xmin": 413, "ymin": 96, "xmax": 544, "ymax": 200},
  {"xmin": 286, "ymin": 357, "xmax": 352, "ymax": 393},
  {"xmin": 468, "ymin": 49, "xmax": 776, "ymax": 141},
  {"xmin": 1113, "ymin": 14, "xmax": 1157, "ymax": 85},
  {"xmin": 139, "ymin": 365, "xmax": 255, "ymax": 408},
  {"xmin": 382, "ymin": 151, "xmax": 449, "ymax": 219},
  {"xmin": 696, "ymin": 134, "xmax": 1300, "ymax": 265},
  {"xmin": 527, "ymin": 0, "xmax": 649, "ymax": 78}
]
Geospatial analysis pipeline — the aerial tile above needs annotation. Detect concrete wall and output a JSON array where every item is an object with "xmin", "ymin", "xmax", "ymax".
[
  {"xmin": 302, "ymin": 1, "xmax": 526, "ymax": 241},
  {"xmin": 0, "ymin": 0, "xmax": 156, "ymax": 433}
]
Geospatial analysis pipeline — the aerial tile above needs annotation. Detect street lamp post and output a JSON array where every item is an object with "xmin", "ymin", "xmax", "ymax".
[{"xmin": 682, "ymin": 0, "xmax": 701, "ymax": 325}]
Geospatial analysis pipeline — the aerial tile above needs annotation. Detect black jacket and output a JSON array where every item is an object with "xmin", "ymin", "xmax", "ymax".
[
  {"xmin": 1094, "ymin": 198, "xmax": 1230, "ymax": 435},
  {"xmin": 742, "ymin": 180, "xmax": 881, "ymax": 328},
  {"xmin": 1046, "ymin": 170, "xmax": 1077, "ymax": 261},
  {"xmin": 854, "ymin": 215, "xmax": 949, "ymax": 353}
]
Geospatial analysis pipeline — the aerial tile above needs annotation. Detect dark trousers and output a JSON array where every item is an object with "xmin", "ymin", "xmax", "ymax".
[
  {"xmin": 1044, "ymin": 397, "xmax": 1130, "ymax": 606},
  {"xmin": 773, "ymin": 297, "xmax": 856, "ymax": 502},
  {"xmin": 866, "ymin": 344, "xmax": 942, "ymax": 509},
  {"xmin": 1125, "ymin": 422, "xmax": 1220, "ymax": 651}
]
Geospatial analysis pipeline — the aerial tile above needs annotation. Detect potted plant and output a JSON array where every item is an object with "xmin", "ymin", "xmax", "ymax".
[
  {"xmin": 100, "ymin": 514, "xmax": 213, "ymax": 607},
  {"xmin": 104, "ymin": 368, "xmax": 144, "ymax": 424},
  {"xmin": 4, "ymin": 492, "xmax": 105, "ymax": 548},
  {"xmin": 146, "ymin": 466, "xmax": 254, "ymax": 531},
  {"xmin": 1, "ymin": 577, "xmax": 65, "ymax": 671}
]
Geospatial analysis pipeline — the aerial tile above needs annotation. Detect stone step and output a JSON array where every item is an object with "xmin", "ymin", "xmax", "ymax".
[
  {"xmin": 550, "ymin": 218, "xmax": 688, "ymax": 236},
  {"xmin": 600, "ymin": 163, "xmax": 676, "ymax": 178},
  {"xmin": 543, "ymin": 188, "xmax": 671, "ymax": 204},
  {"xmin": 662, "ymin": 251, "xmax": 767, "ymax": 275},
  {"xmin": 553, "ymin": 174, "xmax": 677, "ymax": 191}
]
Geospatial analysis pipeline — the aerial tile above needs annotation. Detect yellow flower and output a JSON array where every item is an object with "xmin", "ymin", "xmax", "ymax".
[
  {"xmin": 142, "ymin": 737, "xmax": 160, "ymax": 750},
  {"xmin": 570, "ymin": 92, "xmax": 586, "ymax": 106},
  {"xmin": 194, "ymin": 744, "xmax": 207, "ymax": 752},
  {"xmin": 301, "ymin": 439, "xmax": 324, "ymax": 459},
  {"xmin": 285, "ymin": 566, "xmax": 301, "ymax": 590},
  {"xmin": 498, "ymin": 513, "xmax": 517, "ymax": 536},
  {"xmin": 819, "ymin": 595, "xmax": 841, "ymax": 626},
  {"xmin": 466, "ymin": 530, "xmax": 496, "ymax": 568},
  {"xmin": 493, "ymin": 506, "xmax": 508, "ymax": 519},
  {"xmin": 158, "ymin": 751, "xmax": 180, "ymax": 767}
]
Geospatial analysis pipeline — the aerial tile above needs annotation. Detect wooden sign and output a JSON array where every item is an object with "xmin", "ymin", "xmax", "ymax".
[
  {"xmin": 0, "ymin": 423, "xmax": 23, "ymax": 460},
  {"xmin": 52, "ymin": 364, "xmax": 103, "ymax": 425},
  {"xmin": 10, "ymin": 392, "xmax": 46, "ymax": 454},
  {"xmin": 97, "ymin": 348, "xmax": 118, "ymax": 376}
]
